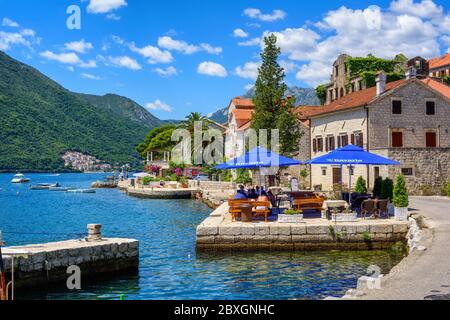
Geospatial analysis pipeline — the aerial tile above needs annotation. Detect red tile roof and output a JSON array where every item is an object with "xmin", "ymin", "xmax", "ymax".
[
  {"xmin": 429, "ymin": 53, "xmax": 450, "ymax": 70},
  {"xmin": 231, "ymin": 108, "xmax": 254, "ymax": 129},
  {"xmin": 232, "ymin": 97, "xmax": 254, "ymax": 109},
  {"xmin": 302, "ymin": 79, "xmax": 407, "ymax": 118},
  {"xmin": 421, "ymin": 78, "xmax": 450, "ymax": 100}
]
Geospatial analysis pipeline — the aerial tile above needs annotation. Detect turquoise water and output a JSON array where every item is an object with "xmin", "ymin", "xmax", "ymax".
[{"xmin": 0, "ymin": 173, "xmax": 404, "ymax": 300}]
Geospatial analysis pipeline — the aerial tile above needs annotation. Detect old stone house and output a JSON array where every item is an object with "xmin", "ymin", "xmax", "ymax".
[
  {"xmin": 429, "ymin": 53, "xmax": 450, "ymax": 78},
  {"xmin": 302, "ymin": 71, "xmax": 450, "ymax": 195}
]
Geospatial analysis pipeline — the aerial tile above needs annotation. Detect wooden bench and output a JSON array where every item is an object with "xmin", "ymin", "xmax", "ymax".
[
  {"xmin": 228, "ymin": 199, "xmax": 272, "ymax": 222},
  {"xmin": 291, "ymin": 192, "xmax": 325, "ymax": 211}
]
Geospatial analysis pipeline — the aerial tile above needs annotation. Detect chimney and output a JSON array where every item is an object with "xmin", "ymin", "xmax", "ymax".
[
  {"xmin": 376, "ymin": 71, "xmax": 387, "ymax": 97},
  {"xmin": 405, "ymin": 66, "xmax": 417, "ymax": 80}
]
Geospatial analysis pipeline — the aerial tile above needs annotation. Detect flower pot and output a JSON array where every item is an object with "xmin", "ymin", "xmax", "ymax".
[
  {"xmin": 394, "ymin": 207, "xmax": 409, "ymax": 221},
  {"xmin": 331, "ymin": 212, "xmax": 358, "ymax": 222},
  {"xmin": 278, "ymin": 214, "xmax": 304, "ymax": 223}
]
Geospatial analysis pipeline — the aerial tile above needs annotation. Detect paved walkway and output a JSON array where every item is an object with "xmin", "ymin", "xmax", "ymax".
[{"xmin": 361, "ymin": 196, "xmax": 450, "ymax": 300}]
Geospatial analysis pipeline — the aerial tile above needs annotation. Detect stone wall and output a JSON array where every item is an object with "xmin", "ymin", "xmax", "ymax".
[
  {"xmin": 369, "ymin": 79, "xmax": 450, "ymax": 149},
  {"xmin": 189, "ymin": 180, "xmax": 236, "ymax": 191},
  {"xmin": 2, "ymin": 238, "xmax": 139, "ymax": 288},
  {"xmin": 196, "ymin": 204, "xmax": 409, "ymax": 251},
  {"xmin": 387, "ymin": 148, "xmax": 450, "ymax": 195}
]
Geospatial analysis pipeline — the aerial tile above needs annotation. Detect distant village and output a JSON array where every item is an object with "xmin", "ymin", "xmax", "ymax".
[{"xmin": 62, "ymin": 151, "xmax": 112, "ymax": 172}]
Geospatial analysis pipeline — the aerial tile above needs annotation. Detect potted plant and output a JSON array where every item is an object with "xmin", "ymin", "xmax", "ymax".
[
  {"xmin": 179, "ymin": 176, "xmax": 189, "ymax": 189},
  {"xmin": 392, "ymin": 174, "xmax": 409, "ymax": 221},
  {"xmin": 278, "ymin": 209, "xmax": 304, "ymax": 223},
  {"xmin": 331, "ymin": 207, "xmax": 358, "ymax": 222}
]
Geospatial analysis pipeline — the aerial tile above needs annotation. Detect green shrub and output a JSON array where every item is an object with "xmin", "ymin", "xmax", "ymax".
[
  {"xmin": 393, "ymin": 175, "xmax": 409, "ymax": 208},
  {"xmin": 235, "ymin": 169, "xmax": 252, "ymax": 185},
  {"xmin": 142, "ymin": 176, "xmax": 152, "ymax": 185},
  {"xmin": 284, "ymin": 209, "xmax": 303, "ymax": 215},
  {"xmin": 419, "ymin": 185, "xmax": 433, "ymax": 196},
  {"xmin": 373, "ymin": 176, "xmax": 383, "ymax": 198},
  {"xmin": 445, "ymin": 182, "xmax": 450, "ymax": 197},
  {"xmin": 354, "ymin": 176, "xmax": 367, "ymax": 194},
  {"xmin": 381, "ymin": 178, "xmax": 394, "ymax": 200}
]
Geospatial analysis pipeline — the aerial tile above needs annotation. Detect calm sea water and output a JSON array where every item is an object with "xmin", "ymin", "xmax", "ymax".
[{"xmin": 0, "ymin": 173, "xmax": 405, "ymax": 300}]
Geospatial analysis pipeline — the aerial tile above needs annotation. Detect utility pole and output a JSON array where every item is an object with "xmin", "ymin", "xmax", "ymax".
[{"xmin": 0, "ymin": 231, "xmax": 7, "ymax": 300}]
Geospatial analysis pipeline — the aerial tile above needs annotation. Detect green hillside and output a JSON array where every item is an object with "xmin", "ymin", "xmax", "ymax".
[{"xmin": 0, "ymin": 51, "xmax": 160, "ymax": 171}]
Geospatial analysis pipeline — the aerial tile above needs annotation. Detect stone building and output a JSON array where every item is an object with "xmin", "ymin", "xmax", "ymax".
[
  {"xmin": 429, "ymin": 53, "xmax": 450, "ymax": 78},
  {"xmin": 304, "ymin": 71, "xmax": 450, "ymax": 195},
  {"xmin": 324, "ymin": 54, "xmax": 366, "ymax": 105}
]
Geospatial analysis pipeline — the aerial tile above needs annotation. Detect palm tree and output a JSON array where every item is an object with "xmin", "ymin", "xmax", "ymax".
[{"xmin": 179, "ymin": 112, "xmax": 210, "ymax": 133}]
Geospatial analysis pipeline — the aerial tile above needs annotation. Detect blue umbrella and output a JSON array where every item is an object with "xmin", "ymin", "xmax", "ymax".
[
  {"xmin": 306, "ymin": 144, "xmax": 400, "ymax": 204},
  {"xmin": 215, "ymin": 147, "xmax": 302, "ymax": 170},
  {"xmin": 214, "ymin": 147, "xmax": 302, "ymax": 191}
]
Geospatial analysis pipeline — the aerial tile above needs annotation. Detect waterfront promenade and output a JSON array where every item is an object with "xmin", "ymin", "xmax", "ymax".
[{"xmin": 357, "ymin": 197, "xmax": 450, "ymax": 300}]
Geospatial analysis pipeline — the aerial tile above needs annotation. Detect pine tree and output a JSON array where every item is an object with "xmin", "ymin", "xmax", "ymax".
[
  {"xmin": 393, "ymin": 175, "xmax": 409, "ymax": 207},
  {"xmin": 354, "ymin": 176, "xmax": 368, "ymax": 194},
  {"xmin": 251, "ymin": 34, "xmax": 303, "ymax": 155}
]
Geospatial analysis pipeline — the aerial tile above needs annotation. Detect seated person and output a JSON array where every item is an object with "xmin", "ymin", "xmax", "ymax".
[
  {"xmin": 234, "ymin": 189, "xmax": 248, "ymax": 200},
  {"xmin": 247, "ymin": 188, "xmax": 258, "ymax": 199},
  {"xmin": 254, "ymin": 191, "xmax": 271, "ymax": 211},
  {"xmin": 267, "ymin": 190, "xmax": 276, "ymax": 206}
]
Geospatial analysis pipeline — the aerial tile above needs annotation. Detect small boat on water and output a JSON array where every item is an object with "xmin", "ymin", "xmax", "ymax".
[
  {"xmin": 11, "ymin": 174, "xmax": 31, "ymax": 184},
  {"xmin": 30, "ymin": 183, "xmax": 60, "ymax": 190},
  {"xmin": 49, "ymin": 187, "xmax": 75, "ymax": 192},
  {"xmin": 67, "ymin": 189, "xmax": 96, "ymax": 194}
]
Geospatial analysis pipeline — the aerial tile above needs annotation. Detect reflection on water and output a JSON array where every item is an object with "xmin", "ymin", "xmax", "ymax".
[{"xmin": 0, "ymin": 174, "xmax": 405, "ymax": 300}]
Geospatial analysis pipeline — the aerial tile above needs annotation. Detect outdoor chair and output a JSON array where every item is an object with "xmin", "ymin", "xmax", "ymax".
[
  {"xmin": 228, "ymin": 199, "xmax": 252, "ymax": 222},
  {"xmin": 252, "ymin": 201, "xmax": 272, "ymax": 222},
  {"xmin": 376, "ymin": 200, "xmax": 389, "ymax": 219},
  {"xmin": 361, "ymin": 199, "xmax": 376, "ymax": 219}
]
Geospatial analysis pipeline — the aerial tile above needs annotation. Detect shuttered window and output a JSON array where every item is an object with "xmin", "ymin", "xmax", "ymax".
[
  {"xmin": 351, "ymin": 134, "xmax": 355, "ymax": 145},
  {"xmin": 392, "ymin": 131, "xmax": 403, "ymax": 148},
  {"xmin": 426, "ymin": 132, "xmax": 437, "ymax": 148},
  {"xmin": 313, "ymin": 139, "xmax": 317, "ymax": 153},
  {"xmin": 392, "ymin": 100, "xmax": 402, "ymax": 114}
]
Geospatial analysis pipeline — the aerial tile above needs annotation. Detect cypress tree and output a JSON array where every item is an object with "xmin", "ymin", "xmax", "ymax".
[
  {"xmin": 251, "ymin": 34, "xmax": 303, "ymax": 155},
  {"xmin": 354, "ymin": 176, "xmax": 368, "ymax": 194},
  {"xmin": 393, "ymin": 175, "xmax": 409, "ymax": 207}
]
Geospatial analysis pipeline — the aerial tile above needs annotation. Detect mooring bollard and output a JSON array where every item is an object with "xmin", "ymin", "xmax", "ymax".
[{"xmin": 86, "ymin": 224, "xmax": 103, "ymax": 242}]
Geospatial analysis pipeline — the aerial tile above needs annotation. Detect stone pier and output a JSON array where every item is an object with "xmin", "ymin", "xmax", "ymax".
[
  {"xmin": 196, "ymin": 203, "xmax": 410, "ymax": 251},
  {"xmin": 1, "ymin": 226, "xmax": 139, "ymax": 289}
]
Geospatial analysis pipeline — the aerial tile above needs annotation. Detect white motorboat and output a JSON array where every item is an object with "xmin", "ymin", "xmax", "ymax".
[{"xmin": 11, "ymin": 174, "xmax": 31, "ymax": 184}]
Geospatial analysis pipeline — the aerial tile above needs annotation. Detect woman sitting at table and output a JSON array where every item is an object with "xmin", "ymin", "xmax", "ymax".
[{"xmin": 247, "ymin": 188, "xmax": 258, "ymax": 199}]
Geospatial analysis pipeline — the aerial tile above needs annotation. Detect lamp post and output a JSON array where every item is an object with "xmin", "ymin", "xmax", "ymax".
[{"xmin": 0, "ymin": 231, "xmax": 7, "ymax": 301}]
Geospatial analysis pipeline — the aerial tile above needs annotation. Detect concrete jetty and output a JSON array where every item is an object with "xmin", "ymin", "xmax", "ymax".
[
  {"xmin": 1, "ymin": 225, "xmax": 139, "ymax": 290},
  {"xmin": 196, "ymin": 203, "xmax": 410, "ymax": 251}
]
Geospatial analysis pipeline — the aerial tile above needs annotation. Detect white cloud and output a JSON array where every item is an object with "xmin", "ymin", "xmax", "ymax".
[
  {"xmin": 40, "ymin": 50, "xmax": 97, "ymax": 68},
  {"xmin": 197, "ymin": 61, "xmax": 228, "ymax": 77},
  {"xmin": 158, "ymin": 36, "xmax": 222, "ymax": 55},
  {"xmin": 129, "ymin": 42, "xmax": 173, "ymax": 64},
  {"xmin": 145, "ymin": 100, "xmax": 172, "ymax": 112},
  {"xmin": 64, "ymin": 39, "xmax": 93, "ymax": 54},
  {"xmin": 87, "ymin": 0, "xmax": 127, "ymax": 14},
  {"xmin": 108, "ymin": 56, "xmax": 141, "ymax": 70},
  {"xmin": 40, "ymin": 51, "xmax": 81, "ymax": 64},
  {"xmin": 158, "ymin": 36, "xmax": 199, "ymax": 54},
  {"xmin": 235, "ymin": 62, "xmax": 260, "ymax": 80},
  {"xmin": 0, "ymin": 31, "xmax": 30, "ymax": 51},
  {"xmin": 254, "ymin": 1, "xmax": 449, "ymax": 87},
  {"xmin": 243, "ymin": 8, "xmax": 286, "ymax": 22},
  {"xmin": 2, "ymin": 17, "xmax": 19, "ymax": 28},
  {"xmin": 279, "ymin": 60, "xmax": 299, "ymax": 74},
  {"xmin": 106, "ymin": 13, "xmax": 121, "ymax": 20},
  {"xmin": 238, "ymin": 37, "xmax": 261, "ymax": 47},
  {"xmin": 200, "ymin": 43, "xmax": 222, "ymax": 55},
  {"xmin": 390, "ymin": 0, "xmax": 443, "ymax": 19},
  {"xmin": 81, "ymin": 73, "xmax": 102, "ymax": 80},
  {"xmin": 233, "ymin": 28, "xmax": 249, "ymax": 38},
  {"xmin": 153, "ymin": 66, "xmax": 178, "ymax": 77}
]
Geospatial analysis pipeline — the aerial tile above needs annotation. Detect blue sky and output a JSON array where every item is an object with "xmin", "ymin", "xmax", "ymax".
[{"xmin": 1, "ymin": 0, "xmax": 449, "ymax": 120}]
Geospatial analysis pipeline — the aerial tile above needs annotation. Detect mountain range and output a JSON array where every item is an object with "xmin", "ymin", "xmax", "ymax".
[
  {"xmin": 0, "ymin": 51, "xmax": 166, "ymax": 171},
  {"xmin": 208, "ymin": 86, "xmax": 320, "ymax": 124}
]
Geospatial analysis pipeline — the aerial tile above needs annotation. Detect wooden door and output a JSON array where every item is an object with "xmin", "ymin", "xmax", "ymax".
[{"xmin": 332, "ymin": 168, "xmax": 342, "ymax": 187}]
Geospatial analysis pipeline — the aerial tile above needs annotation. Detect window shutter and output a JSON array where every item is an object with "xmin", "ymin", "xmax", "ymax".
[
  {"xmin": 426, "ymin": 132, "xmax": 437, "ymax": 148},
  {"xmin": 351, "ymin": 134, "xmax": 355, "ymax": 145},
  {"xmin": 325, "ymin": 138, "xmax": 329, "ymax": 152},
  {"xmin": 337, "ymin": 136, "xmax": 341, "ymax": 148},
  {"xmin": 331, "ymin": 137, "xmax": 335, "ymax": 150},
  {"xmin": 359, "ymin": 133, "xmax": 364, "ymax": 148},
  {"xmin": 392, "ymin": 132, "xmax": 403, "ymax": 147},
  {"xmin": 313, "ymin": 139, "xmax": 317, "ymax": 153}
]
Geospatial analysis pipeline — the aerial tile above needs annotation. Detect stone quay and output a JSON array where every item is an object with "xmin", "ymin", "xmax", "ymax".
[
  {"xmin": 196, "ymin": 203, "xmax": 410, "ymax": 251},
  {"xmin": 1, "ymin": 225, "xmax": 139, "ymax": 289}
]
